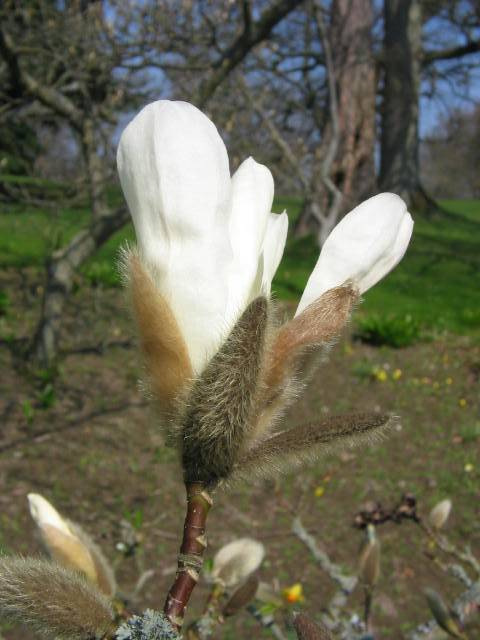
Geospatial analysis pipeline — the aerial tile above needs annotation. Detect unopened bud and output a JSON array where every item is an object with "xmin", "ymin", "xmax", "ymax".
[
  {"xmin": 425, "ymin": 589, "xmax": 466, "ymax": 639},
  {"xmin": 428, "ymin": 499, "xmax": 452, "ymax": 530},
  {"xmin": 212, "ymin": 538, "xmax": 264, "ymax": 588},
  {"xmin": 27, "ymin": 493, "xmax": 115, "ymax": 596},
  {"xmin": 358, "ymin": 526, "xmax": 380, "ymax": 590}
]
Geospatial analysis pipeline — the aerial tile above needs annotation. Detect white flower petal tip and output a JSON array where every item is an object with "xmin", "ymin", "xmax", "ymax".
[
  {"xmin": 296, "ymin": 192, "xmax": 413, "ymax": 315},
  {"xmin": 27, "ymin": 493, "xmax": 72, "ymax": 537},
  {"xmin": 428, "ymin": 499, "xmax": 452, "ymax": 530},
  {"xmin": 116, "ymin": 100, "xmax": 231, "ymax": 265},
  {"xmin": 211, "ymin": 538, "xmax": 265, "ymax": 587}
]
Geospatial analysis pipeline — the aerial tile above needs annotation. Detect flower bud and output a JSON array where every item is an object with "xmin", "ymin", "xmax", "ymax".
[
  {"xmin": 28, "ymin": 494, "xmax": 96, "ymax": 584},
  {"xmin": 358, "ymin": 526, "xmax": 381, "ymax": 590},
  {"xmin": 425, "ymin": 589, "xmax": 465, "ymax": 638},
  {"xmin": 296, "ymin": 193, "xmax": 413, "ymax": 315},
  {"xmin": 211, "ymin": 538, "xmax": 265, "ymax": 588},
  {"xmin": 428, "ymin": 499, "xmax": 452, "ymax": 530},
  {"xmin": 27, "ymin": 494, "xmax": 115, "ymax": 596}
]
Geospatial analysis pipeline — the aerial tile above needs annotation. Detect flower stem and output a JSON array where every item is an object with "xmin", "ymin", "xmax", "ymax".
[{"xmin": 164, "ymin": 482, "xmax": 213, "ymax": 630}]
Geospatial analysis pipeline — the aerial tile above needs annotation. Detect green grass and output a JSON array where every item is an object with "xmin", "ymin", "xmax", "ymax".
[{"xmin": 0, "ymin": 194, "xmax": 479, "ymax": 335}]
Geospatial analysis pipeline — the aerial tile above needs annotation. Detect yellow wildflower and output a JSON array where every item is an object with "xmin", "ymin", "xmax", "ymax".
[
  {"xmin": 375, "ymin": 368, "xmax": 388, "ymax": 382},
  {"xmin": 445, "ymin": 377, "xmax": 453, "ymax": 385},
  {"xmin": 314, "ymin": 486, "xmax": 325, "ymax": 498},
  {"xmin": 464, "ymin": 463, "xmax": 474, "ymax": 473},
  {"xmin": 459, "ymin": 398, "xmax": 467, "ymax": 408},
  {"xmin": 283, "ymin": 582, "xmax": 304, "ymax": 603},
  {"xmin": 392, "ymin": 369, "xmax": 402, "ymax": 380}
]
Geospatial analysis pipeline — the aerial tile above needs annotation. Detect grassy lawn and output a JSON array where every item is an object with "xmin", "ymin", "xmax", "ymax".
[{"xmin": 0, "ymin": 192, "xmax": 479, "ymax": 335}]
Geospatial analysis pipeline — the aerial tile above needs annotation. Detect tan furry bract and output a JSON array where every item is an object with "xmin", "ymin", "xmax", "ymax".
[
  {"xmin": 67, "ymin": 521, "xmax": 117, "ymax": 597},
  {"xmin": 126, "ymin": 252, "xmax": 193, "ymax": 412},
  {"xmin": 0, "ymin": 557, "xmax": 114, "ymax": 639},
  {"xmin": 39, "ymin": 524, "xmax": 97, "ymax": 586},
  {"xmin": 234, "ymin": 413, "xmax": 395, "ymax": 482},
  {"xmin": 182, "ymin": 297, "xmax": 268, "ymax": 486}
]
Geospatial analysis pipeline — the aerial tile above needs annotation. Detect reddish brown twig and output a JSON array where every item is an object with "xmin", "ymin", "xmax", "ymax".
[{"xmin": 164, "ymin": 482, "xmax": 213, "ymax": 630}]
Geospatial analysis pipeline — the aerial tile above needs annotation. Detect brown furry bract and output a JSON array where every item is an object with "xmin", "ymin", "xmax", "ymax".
[
  {"xmin": 0, "ymin": 557, "xmax": 114, "ymax": 639},
  {"xmin": 249, "ymin": 285, "xmax": 358, "ymax": 446},
  {"xmin": 127, "ymin": 253, "xmax": 193, "ymax": 412},
  {"xmin": 182, "ymin": 297, "xmax": 268, "ymax": 487},
  {"xmin": 264, "ymin": 285, "xmax": 357, "ymax": 397}
]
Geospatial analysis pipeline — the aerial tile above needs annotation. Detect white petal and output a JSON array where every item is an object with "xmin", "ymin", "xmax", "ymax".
[
  {"xmin": 261, "ymin": 211, "xmax": 288, "ymax": 295},
  {"xmin": 226, "ymin": 157, "xmax": 274, "ymax": 319},
  {"xmin": 359, "ymin": 205, "xmax": 414, "ymax": 292},
  {"xmin": 28, "ymin": 493, "xmax": 72, "ymax": 538},
  {"xmin": 296, "ymin": 193, "xmax": 413, "ymax": 315},
  {"xmin": 117, "ymin": 100, "xmax": 230, "ymax": 263},
  {"xmin": 117, "ymin": 100, "xmax": 233, "ymax": 372},
  {"xmin": 212, "ymin": 538, "xmax": 265, "ymax": 587}
]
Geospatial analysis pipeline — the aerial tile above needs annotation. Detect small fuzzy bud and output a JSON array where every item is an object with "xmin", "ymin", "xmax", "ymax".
[
  {"xmin": 211, "ymin": 538, "xmax": 265, "ymax": 588},
  {"xmin": 428, "ymin": 499, "xmax": 452, "ymax": 530},
  {"xmin": 0, "ymin": 557, "xmax": 114, "ymax": 639}
]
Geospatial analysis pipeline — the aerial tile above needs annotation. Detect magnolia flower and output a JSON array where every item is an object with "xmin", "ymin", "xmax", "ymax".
[
  {"xmin": 117, "ymin": 100, "xmax": 413, "ymax": 375},
  {"xmin": 211, "ymin": 538, "xmax": 265, "ymax": 588},
  {"xmin": 117, "ymin": 100, "xmax": 288, "ymax": 374},
  {"xmin": 296, "ymin": 192, "xmax": 414, "ymax": 314}
]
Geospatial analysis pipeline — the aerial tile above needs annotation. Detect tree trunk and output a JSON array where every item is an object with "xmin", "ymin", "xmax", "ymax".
[
  {"xmin": 30, "ymin": 115, "xmax": 131, "ymax": 368},
  {"xmin": 379, "ymin": 0, "xmax": 435, "ymax": 211},
  {"xmin": 31, "ymin": 208, "xmax": 128, "ymax": 367},
  {"xmin": 294, "ymin": 0, "xmax": 376, "ymax": 240},
  {"xmin": 330, "ymin": 0, "xmax": 376, "ymax": 210}
]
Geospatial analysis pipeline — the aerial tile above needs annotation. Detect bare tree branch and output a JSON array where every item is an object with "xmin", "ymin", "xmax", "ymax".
[
  {"xmin": 195, "ymin": 0, "xmax": 304, "ymax": 107},
  {"xmin": 423, "ymin": 38, "xmax": 480, "ymax": 66}
]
